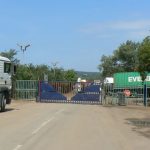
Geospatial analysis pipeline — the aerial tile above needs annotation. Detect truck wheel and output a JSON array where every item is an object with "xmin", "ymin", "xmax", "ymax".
[{"xmin": 0, "ymin": 94, "xmax": 6, "ymax": 112}]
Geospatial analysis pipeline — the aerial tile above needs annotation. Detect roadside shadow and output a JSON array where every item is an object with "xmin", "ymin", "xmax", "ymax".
[
  {"xmin": 0, "ymin": 108, "xmax": 19, "ymax": 113},
  {"xmin": 126, "ymin": 118, "xmax": 150, "ymax": 138},
  {"xmin": 5, "ymin": 108, "xmax": 16, "ymax": 112}
]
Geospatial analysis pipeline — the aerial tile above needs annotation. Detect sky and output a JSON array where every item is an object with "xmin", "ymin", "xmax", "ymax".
[{"xmin": 0, "ymin": 0, "xmax": 150, "ymax": 72}]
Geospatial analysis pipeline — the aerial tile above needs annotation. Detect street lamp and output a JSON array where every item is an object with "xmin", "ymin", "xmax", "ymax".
[
  {"xmin": 17, "ymin": 44, "xmax": 30, "ymax": 53},
  {"xmin": 17, "ymin": 43, "xmax": 31, "ymax": 64}
]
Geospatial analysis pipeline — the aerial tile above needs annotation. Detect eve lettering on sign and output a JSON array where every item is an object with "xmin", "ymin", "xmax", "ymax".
[{"xmin": 128, "ymin": 76, "xmax": 142, "ymax": 82}]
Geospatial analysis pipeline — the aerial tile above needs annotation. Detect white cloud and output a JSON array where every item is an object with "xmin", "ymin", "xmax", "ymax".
[
  {"xmin": 79, "ymin": 23, "xmax": 105, "ymax": 34},
  {"xmin": 111, "ymin": 20, "xmax": 150, "ymax": 30},
  {"xmin": 79, "ymin": 20, "xmax": 150, "ymax": 39},
  {"xmin": 128, "ymin": 30, "xmax": 149, "ymax": 39}
]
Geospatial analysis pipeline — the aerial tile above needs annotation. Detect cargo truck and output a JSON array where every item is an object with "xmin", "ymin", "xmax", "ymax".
[{"xmin": 0, "ymin": 56, "xmax": 16, "ymax": 112}]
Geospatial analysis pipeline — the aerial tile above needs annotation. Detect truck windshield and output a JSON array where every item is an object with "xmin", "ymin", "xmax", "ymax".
[{"xmin": 4, "ymin": 62, "xmax": 11, "ymax": 73}]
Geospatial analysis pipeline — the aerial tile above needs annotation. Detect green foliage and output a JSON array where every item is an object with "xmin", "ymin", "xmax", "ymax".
[
  {"xmin": 137, "ymin": 36, "xmax": 150, "ymax": 81},
  {"xmin": 15, "ymin": 64, "xmax": 77, "ymax": 81},
  {"xmin": 114, "ymin": 41, "xmax": 139, "ymax": 71},
  {"xmin": 0, "ymin": 49, "xmax": 78, "ymax": 81},
  {"xmin": 16, "ymin": 64, "xmax": 50, "ymax": 80},
  {"xmin": 51, "ymin": 67, "xmax": 65, "ymax": 81},
  {"xmin": 99, "ymin": 40, "xmax": 139, "ymax": 78},
  {"xmin": 0, "ymin": 49, "xmax": 19, "ymax": 63},
  {"xmin": 98, "ymin": 55, "xmax": 115, "ymax": 78},
  {"xmin": 64, "ymin": 69, "xmax": 77, "ymax": 81}
]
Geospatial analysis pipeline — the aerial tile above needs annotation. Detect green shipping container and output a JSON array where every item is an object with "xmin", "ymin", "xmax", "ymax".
[{"xmin": 114, "ymin": 72, "xmax": 150, "ymax": 88}]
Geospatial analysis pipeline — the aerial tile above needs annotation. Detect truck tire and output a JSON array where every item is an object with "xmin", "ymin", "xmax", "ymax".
[
  {"xmin": 0, "ymin": 94, "xmax": 6, "ymax": 112},
  {"xmin": 5, "ymin": 91, "xmax": 11, "ymax": 104}
]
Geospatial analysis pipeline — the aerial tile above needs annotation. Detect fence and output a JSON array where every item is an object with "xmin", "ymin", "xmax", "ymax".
[
  {"xmin": 103, "ymin": 83, "xmax": 150, "ymax": 106},
  {"xmin": 14, "ymin": 80, "xmax": 101, "ymax": 104},
  {"xmin": 38, "ymin": 81, "xmax": 101, "ymax": 104},
  {"xmin": 14, "ymin": 80, "xmax": 149, "ymax": 106},
  {"xmin": 14, "ymin": 80, "xmax": 38, "ymax": 100}
]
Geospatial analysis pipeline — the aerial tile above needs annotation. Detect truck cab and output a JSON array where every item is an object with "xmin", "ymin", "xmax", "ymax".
[{"xmin": 0, "ymin": 56, "xmax": 16, "ymax": 112}]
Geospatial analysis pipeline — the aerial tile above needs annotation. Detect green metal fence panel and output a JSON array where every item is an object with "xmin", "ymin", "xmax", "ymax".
[
  {"xmin": 103, "ymin": 84, "xmax": 146, "ymax": 105},
  {"xmin": 15, "ymin": 80, "xmax": 38, "ymax": 100}
]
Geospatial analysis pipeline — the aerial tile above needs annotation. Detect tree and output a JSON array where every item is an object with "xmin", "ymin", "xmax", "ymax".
[
  {"xmin": 137, "ymin": 36, "xmax": 150, "ymax": 81},
  {"xmin": 98, "ymin": 55, "xmax": 115, "ymax": 78},
  {"xmin": 49, "ymin": 66, "xmax": 64, "ymax": 81},
  {"xmin": 64, "ymin": 69, "xmax": 77, "ymax": 81},
  {"xmin": 98, "ymin": 40, "xmax": 139, "ymax": 78},
  {"xmin": 34, "ymin": 64, "xmax": 50, "ymax": 80},
  {"xmin": 113, "ymin": 40, "xmax": 139, "ymax": 72},
  {"xmin": 0, "ymin": 50, "xmax": 79, "ymax": 81}
]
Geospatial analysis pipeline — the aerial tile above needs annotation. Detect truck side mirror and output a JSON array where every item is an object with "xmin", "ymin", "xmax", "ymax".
[{"xmin": 11, "ymin": 63, "xmax": 17, "ymax": 75}]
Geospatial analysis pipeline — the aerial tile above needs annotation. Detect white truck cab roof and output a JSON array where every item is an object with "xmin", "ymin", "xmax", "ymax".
[{"xmin": 0, "ymin": 56, "xmax": 10, "ymax": 62}]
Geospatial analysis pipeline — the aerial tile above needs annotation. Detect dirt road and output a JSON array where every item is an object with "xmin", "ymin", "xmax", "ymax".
[{"xmin": 0, "ymin": 100, "xmax": 150, "ymax": 150}]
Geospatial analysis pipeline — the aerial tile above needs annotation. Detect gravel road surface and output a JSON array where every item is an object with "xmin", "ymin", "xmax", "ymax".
[{"xmin": 0, "ymin": 100, "xmax": 150, "ymax": 150}]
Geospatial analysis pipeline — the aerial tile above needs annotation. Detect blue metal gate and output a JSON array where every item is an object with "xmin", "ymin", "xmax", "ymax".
[{"xmin": 38, "ymin": 81, "xmax": 101, "ymax": 104}]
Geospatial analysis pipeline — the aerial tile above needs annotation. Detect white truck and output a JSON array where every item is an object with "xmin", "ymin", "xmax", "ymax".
[{"xmin": 0, "ymin": 56, "xmax": 16, "ymax": 112}]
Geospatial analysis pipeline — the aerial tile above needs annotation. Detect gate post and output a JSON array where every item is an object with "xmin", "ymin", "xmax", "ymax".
[
  {"xmin": 36, "ymin": 80, "xmax": 41, "ymax": 102},
  {"xmin": 144, "ymin": 83, "xmax": 147, "ymax": 107}
]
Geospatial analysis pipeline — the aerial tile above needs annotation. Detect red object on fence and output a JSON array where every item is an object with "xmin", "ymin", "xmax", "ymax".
[{"xmin": 123, "ymin": 89, "xmax": 131, "ymax": 96}]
